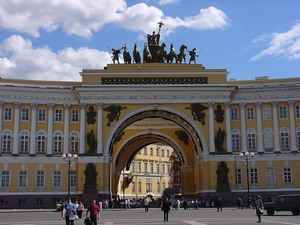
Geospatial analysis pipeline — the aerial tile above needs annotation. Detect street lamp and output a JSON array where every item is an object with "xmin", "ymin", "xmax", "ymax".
[
  {"xmin": 62, "ymin": 153, "xmax": 77, "ymax": 200},
  {"xmin": 239, "ymin": 151, "xmax": 254, "ymax": 207}
]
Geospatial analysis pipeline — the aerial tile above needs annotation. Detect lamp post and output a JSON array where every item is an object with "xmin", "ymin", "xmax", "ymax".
[
  {"xmin": 62, "ymin": 153, "xmax": 77, "ymax": 200},
  {"xmin": 239, "ymin": 151, "xmax": 254, "ymax": 207}
]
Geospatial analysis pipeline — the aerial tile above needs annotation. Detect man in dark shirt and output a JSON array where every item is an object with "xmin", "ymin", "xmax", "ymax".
[{"xmin": 86, "ymin": 200, "xmax": 100, "ymax": 225}]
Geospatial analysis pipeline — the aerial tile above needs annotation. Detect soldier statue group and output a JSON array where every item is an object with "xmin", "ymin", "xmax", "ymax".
[{"xmin": 110, "ymin": 21, "xmax": 200, "ymax": 65}]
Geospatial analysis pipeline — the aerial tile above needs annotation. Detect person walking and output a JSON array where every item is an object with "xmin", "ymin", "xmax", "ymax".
[
  {"xmin": 162, "ymin": 197, "xmax": 171, "ymax": 222},
  {"xmin": 144, "ymin": 198, "xmax": 149, "ymax": 212},
  {"xmin": 86, "ymin": 200, "xmax": 101, "ymax": 225},
  {"xmin": 61, "ymin": 199, "xmax": 76, "ymax": 225},
  {"xmin": 255, "ymin": 195, "xmax": 264, "ymax": 223},
  {"xmin": 215, "ymin": 197, "xmax": 222, "ymax": 212},
  {"xmin": 77, "ymin": 201, "xmax": 84, "ymax": 219}
]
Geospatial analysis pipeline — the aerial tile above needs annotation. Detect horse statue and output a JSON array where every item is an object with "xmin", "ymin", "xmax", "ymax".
[
  {"xmin": 166, "ymin": 43, "xmax": 178, "ymax": 63},
  {"xmin": 177, "ymin": 44, "xmax": 187, "ymax": 64},
  {"xmin": 133, "ymin": 43, "xmax": 141, "ymax": 63},
  {"xmin": 123, "ymin": 45, "xmax": 131, "ymax": 64},
  {"xmin": 155, "ymin": 42, "xmax": 167, "ymax": 63},
  {"xmin": 143, "ymin": 43, "xmax": 152, "ymax": 63}
]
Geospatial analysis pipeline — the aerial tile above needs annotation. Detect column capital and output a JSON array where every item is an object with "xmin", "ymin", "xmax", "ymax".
[
  {"xmin": 225, "ymin": 102, "xmax": 231, "ymax": 108},
  {"xmin": 80, "ymin": 103, "xmax": 86, "ymax": 110},
  {"xmin": 14, "ymin": 102, "xmax": 21, "ymax": 109},
  {"xmin": 64, "ymin": 104, "xmax": 71, "ymax": 109},
  {"xmin": 31, "ymin": 103, "xmax": 38, "ymax": 109},
  {"xmin": 271, "ymin": 101, "xmax": 278, "ymax": 107},
  {"xmin": 239, "ymin": 102, "xmax": 246, "ymax": 108},
  {"xmin": 288, "ymin": 100, "xmax": 295, "ymax": 106},
  {"xmin": 255, "ymin": 102, "xmax": 262, "ymax": 107},
  {"xmin": 47, "ymin": 103, "xmax": 55, "ymax": 109}
]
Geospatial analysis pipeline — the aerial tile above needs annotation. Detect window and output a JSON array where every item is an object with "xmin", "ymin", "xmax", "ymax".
[
  {"xmin": 53, "ymin": 131, "xmax": 63, "ymax": 153},
  {"xmin": 0, "ymin": 199, "xmax": 9, "ymax": 207},
  {"xmin": 247, "ymin": 129, "xmax": 256, "ymax": 150},
  {"xmin": 150, "ymin": 148, "xmax": 153, "ymax": 156},
  {"xmin": 162, "ymin": 163, "xmax": 165, "ymax": 174},
  {"xmin": 4, "ymin": 107, "xmax": 12, "ymax": 120},
  {"xmin": 20, "ymin": 130, "xmax": 29, "ymax": 153},
  {"xmin": 232, "ymin": 130, "xmax": 240, "ymax": 151},
  {"xmin": 297, "ymin": 128, "xmax": 300, "ymax": 149},
  {"xmin": 2, "ymin": 130, "xmax": 12, "ymax": 152},
  {"xmin": 150, "ymin": 162, "xmax": 154, "ymax": 174},
  {"xmin": 36, "ymin": 171, "xmax": 45, "ymax": 187},
  {"xmin": 167, "ymin": 150, "xmax": 170, "ymax": 157},
  {"xmin": 131, "ymin": 161, "xmax": 135, "ymax": 173},
  {"xmin": 138, "ymin": 161, "xmax": 141, "ymax": 173},
  {"xmin": 167, "ymin": 164, "xmax": 170, "ymax": 173},
  {"xmin": 54, "ymin": 108, "xmax": 63, "ymax": 122},
  {"xmin": 250, "ymin": 168, "xmax": 258, "ymax": 184},
  {"xmin": 156, "ymin": 163, "xmax": 160, "ymax": 174},
  {"xmin": 263, "ymin": 128, "xmax": 273, "ymax": 149},
  {"xmin": 266, "ymin": 167, "xmax": 275, "ymax": 185},
  {"xmin": 71, "ymin": 109, "xmax": 79, "ymax": 122},
  {"xmin": 247, "ymin": 107, "xmax": 254, "ymax": 120},
  {"xmin": 36, "ymin": 131, "xmax": 46, "ymax": 153},
  {"xmin": 262, "ymin": 106, "xmax": 271, "ymax": 120},
  {"xmin": 138, "ymin": 182, "xmax": 142, "ymax": 193},
  {"xmin": 132, "ymin": 182, "xmax": 135, "ymax": 192},
  {"xmin": 18, "ymin": 198, "xmax": 26, "ymax": 207},
  {"xmin": 162, "ymin": 149, "xmax": 165, "ymax": 157},
  {"xmin": 296, "ymin": 105, "xmax": 300, "ymax": 118},
  {"xmin": 157, "ymin": 182, "xmax": 160, "ymax": 193},
  {"xmin": 235, "ymin": 168, "xmax": 242, "ymax": 184},
  {"xmin": 144, "ymin": 162, "xmax": 148, "ymax": 173},
  {"xmin": 144, "ymin": 147, "xmax": 147, "ymax": 155},
  {"xmin": 36, "ymin": 198, "xmax": 44, "ymax": 206},
  {"xmin": 279, "ymin": 106, "xmax": 288, "ymax": 119},
  {"xmin": 53, "ymin": 171, "xmax": 61, "ymax": 187},
  {"xmin": 21, "ymin": 107, "xmax": 30, "ymax": 121},
  {"xmin": 19, "ymin": 171, "xmax": 27, "ymax": 187},
  {"xmin": 283, "ymin": 168, "xmax": 292, "ymax": 183},
  {"xmin": 146, "ymin": 180, "xmax": 152, "ymax": 192},
  {"xmin": 280, "ymin": 128, "xmax": 289, "ymax": 149},
  {"xmin": 1, "ymin": 171, "xmax": 10, "ymax": 187},
  {"xmin": 38, "ymin": 108, "xmax": 46, "ymax": 121},
  {"xmin": 231, "ymin": 108, "xmax": 238, "ymax": 120},
  {"xmin": 156, "ymin": 148, "xmax": 159, "ymax": 156},
  {"xmin": 70, "ymin": 171, "xmax": 76, "ymax": 187},
  {"xmin": 70, "ymin": 132, "xmax": 79, "ymax": 153}
]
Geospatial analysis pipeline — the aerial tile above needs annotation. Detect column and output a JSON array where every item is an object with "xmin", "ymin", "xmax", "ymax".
[
  {"xmin": 256, "ymin": 102, "xmax": 264, "ymax": 153},
  {"xmin": 239, "ymin": 103, "xmax": 247, "ymax": 152},
  {"xmin": 29, "ymin": 103, "xmax": 38, "ymax": 156},
  {"xmin": 225, "ymin": 102, "xmax": 232, "ymax": 153},
  {"xmin": 63, "ymin": 104, "xmax": 70, "ymax": 155},
  {"xmin": 46, "ymin": 103, "xmax": 54, "ymax": 156},
  {"xmin": 12, "ymin": 103, "xmax": 21, "ymax": 156},
  {"xmin": 208, "ymin": 102, "xmax": 215, "ymax": 154},
  {"xmin": 288, "ymin": 101, "xmax": 297, "ymax": 152},
  {"xmin": 272, "ymin": 102, "xmax": 281, "ymax": 153},
  {"xmin": 97, "ymin": 103, "xmax": 103, "ymax": 155},
  {"xmin": 79, "ymin": 103, "xmax": 86, "ymax": 155}
]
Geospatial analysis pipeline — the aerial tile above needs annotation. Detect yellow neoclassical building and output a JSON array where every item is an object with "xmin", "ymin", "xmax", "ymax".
[{"xmin": 0, "ymin": 63, "xmax": 300, "ymax": 209}]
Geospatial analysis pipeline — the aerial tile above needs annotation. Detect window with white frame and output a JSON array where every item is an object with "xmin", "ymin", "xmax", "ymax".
[
  {"xmin": 54, "ymin": 108, "xmax": 63, "ymax": 122},
  {"xmin": 279, "ymin": 106, "xmax": 288, "ymax": 119},
  {"xmin": 250, "ymin": 168, "xmax": 258, "ymax": 184},
  {"xmin": 247, "ymin": 129, "xmax": 256, "ymax": 150},
  {"xmin": 2, "ymin": 130, "xmax": 12, "ymax": 152},
  {"xmin": 262, "ymin": 106, "xmax": 271, "ymax": 120},
  {"xmin": 53, "ymin": 131, "xmax": 63, "ymax": 153},
  {"xmin": 263, "ymin": 128, "xmax": 273, "ymax": 149},
  {"xmin": 266, "ymin": 167, "xmax": 275, "ymax": 185},
  {"xmin": 296, "ymin": 105, "xmax": 300, "ymax": 118},
  {"xmin": 138, "ymin": 182, "xmax": 142, "ymax": 192},
  {"xmin": 283, "ymin": 167, "xmax": 292, "ymax": 183},
  {"xmin": 36, "ymin": 171, "xmax": 45, "ymax": 187},
  {"xmin": 162, "ymin": 149, "xmax": 165, "ymax": 157},
  {"xmin": 4, "ymin": 107, "xmax": 12, "ymax": 120},
  {"xmin": 246, "ymin": 107, "xmax": 255, "ymax": 120},
  {"xmin": 70, "ymin": 132, "xmax": 79, "ymax": 153},
  {"xmin": 70, "ymin": 171, "xmax": 76, "ymax": 187},
  {"xmin": 231, "ymin": 108, "xmax": 238, "ymax": 120},
  {"xmin": 38, "ymin": 108, "xmax": 46, "ymax": 121},
  {"xmin": 297, "ymin": 128, "xmax": 300, "ymax": 149},
  {"xmin": 71, "ymin": 109, "xmax": 79, "ymax": 122},
  {"xmin": 36, "ymin": 131, "xmax": 46, "ymax": 153},
  {"xmin": 144, "ymin": 162, "xmax": 148, "ymax": 173},
  {"xmin": 162, "ymin": 163, "xmax": 165, "ymax": 174},
  {"xmin": 156, "ymin": 148, "xmax": 159, "ymax": 156},
  {"xmin": 232, "ymin": 130, "xmax": 240, "ymax": 151},
  {"xmin": 1, "ymin": 171, "xmax": 10, "ymax": 187},
  {"xmin": 21, "ymin": 107, "xmax": 30, "ymax": 121},
  {"xmin": 150, "ymin": 162, "xmax": 154, "ymax": 174},
  {"xmin": 20, "ymin": 130, "xmax": 29, "ymax": 153},
  {"xmin": 18, "ymin": 171, "xmax": 27, "ymax": 187},
  {"xmin": 53, "ymin": 170, "xmax": 61, "ymax": 187},
  {"xmin": 156, "ymin": 163, "xmax": 160, "ymax": 174},
  {"xmin": 167, "ymin": 150, "xmax": 170, "ymax": 157},
  {"xmin": 167, "ymin": 164, "xmax": 170, "ymax": 174},
  {"xmin": 280, "ymin": 128, "xmax": 289, "ymax": 149},
  {"xmin": 157, "ymin": 181, "xmax": 160, "ymax": 193},
  {"xmin": 235, "ymin": 168, "xmax": 242, "ymax": 184},
  {"xmin": 150, "ymin": 148, "xmax": 153, "ymax": 156},
  {"xmin": 138, "ymin": 161, "xmax": 141, "ymax": 173},
  {"xmin": 144, "ymin": 147, "xmax": 147, "ymax": 155}
]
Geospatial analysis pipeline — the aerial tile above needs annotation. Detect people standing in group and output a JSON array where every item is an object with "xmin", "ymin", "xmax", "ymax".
[
  {"xmin": 61, "ymin": 198, "xmax": 76, "ymax": 225},
  {"xmin": 255, "ymin": 195, "xmax": 264, "ymax": 223},
  {"xmin": 215, "ymin": 197, "xmax": 222, "ymax": 212},
  {"xmin": 86, "ymin": 200, "xmax": 101, "ymax": 225},
  {"xmin": 144, "ymin": 198, "xmax": 149, "ymax": 212},
  {"xmin": 77, "ymin": 201, "xmax": 84, "ymax": 219},
  {"xmin": 161, "ymin": 197, "xmax": 171, "ymax": 222}
]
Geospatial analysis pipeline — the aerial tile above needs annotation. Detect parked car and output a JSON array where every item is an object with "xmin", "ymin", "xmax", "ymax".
[
  {"xmin": 56, "ymin": 201, "xmax": 63, "ymax": 211},
  {"xmin": 118, "ymin": 200, "xmax": 141, "ymax": 208},
  {"xmin": 264, "ymin": 194, "xmax": 300, "ymax": 216}
]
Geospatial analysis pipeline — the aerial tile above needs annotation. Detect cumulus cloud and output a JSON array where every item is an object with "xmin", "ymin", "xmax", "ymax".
[
  {"xmin": 0, "ymin": 35, "xmax": 112, "ymax": 81},
  {"xmin": 251, "ymin": 22, "xmax": 300, "ymax": 61},
  {"xmin": 158, "ymin": 0, "xmax": 180, "ymax": 5}
]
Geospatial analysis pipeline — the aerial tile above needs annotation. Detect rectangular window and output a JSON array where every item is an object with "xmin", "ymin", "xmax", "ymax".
[
  {"xmin": 20, "ymin": 134, "xmax": 29, "ymax": 153},
  {"xmin": 70, "ymin": 171, "xmax": 76, "ymax": 187},
  {"xmin": 247, "ymin": 107, "xmax": 255, "ymax": 120},
  {"xmin": 279, "ymin": 106, "xmax": 288, "ymax": 119},
  {"xmin": 250, "ymin": 168, "xmax": 258, "ymax": 184},
  {"xmin": 280, "ymin": 130, "xmax": 289, "ymax": 149},
  {"xmin": 21, "ymin": 107, "xmax": 30, "ymax": 121},
  {"xmin": 162, "ymin": 164, "xmax": 165, "ymax": 174},
  {"xmin": 162, "ymin": 149, "xmax": 165, "ymax": 157},
  {"xmin": 144, "ymin": 162, "xmax": 147, "ymax": 173},
  {"xmin": 55, "ymin": 109, "xmax": 63, "ymax": 122},
  {"xmin": 231, "ymin": 108, "xmax": 238, "ymax": 120},
  {"xmin": 156, "ymin": 163, "xmax": 160, "ymax": 174},
  {"xmin": 232, "ymin": 132, "xmax": 240, "ymax": 151},
  {"xmin": 150, "ymin": 163, "xmax": 154, "ymax": 174},
  {"xmin": 157, "ymin": 182, "xmax": 160, "ymax": 193},
  {"xmin": 296, "ymin": 105, "xmax": 300, "ymax": 118},
  {"xmin": 283, "ymin": 168, "xmax": 292, "ymax": 183},
  {"xmin": 53, "ymin": 171, "xmax": 61, "ymax": 187},
  {"xmin": 150, "ymin": 148, "xmax": 153, "ymax": 156},
  {"xmin": 235, "ymin": 168, "xmax": 242, "ymax": 184},
  {"xmin": 138, "ymin": 161, "xmax": 141, "ymax": 173},
  {"xmin": 144, "ymin": 147, "xmax": 147, "ymax": 155},
  {"xmin": 38, "ymin": 108, "xmax": 46, "ymax": 121},
  {"xmin": 262, "ymin": 106, "xmax": 271, "ymax": 120},
  {"xmin": 36, "ymin": 171, "xmax": 45, "ymax": 187},
  {"xmin": 248, "ymin": 133, "xmax": 256, "ymax": 150},
  {"xmin": 167, "ymin": 150, "xmax": 170, "ymax": 157},
  {"xmin": 19, "ymin": 171, "xmax": 27, "ymax": 187},
  {"xmin": 156, "ymin": 148, "xmax": 159, "ymax": 156},
  {"xmin": 131, "ymin": 161, "xmax": 135, "ymax": 173},
  {"xmin": 266, "ymin": 167, "xmax": 275, "ymax": 185},
  {"xmin": 1, "ymin": 171, "xmax": 10, "ymax": 187},
  {"xmin": 138, "ymin": 182, "xmax": 142, "ymax": 193},
  {"xmin": 263, "ymin": 131, "xmax": 273, "ymax": 149},
  {"xmin": 18, "ymin": 198, "xmax": 26, "ymax": 207},
  {"xmin": 4, "ymin": 107, "xmax": 12, "ymax": 120},
  {"xmin": 132, "ymin": 182, "xmax": 135, "ymax": 193},
  {"xmin": 71, "ymin": 109, "xmax": 79, "ymax": 122}
]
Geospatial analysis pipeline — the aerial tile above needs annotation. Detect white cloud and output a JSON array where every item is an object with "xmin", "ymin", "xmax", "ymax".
[
  {"xmin": 251, "ymin": 22, "xmax": 300, "ymax": 61},
  {"xmin": 158, "ymin": 0, "xmax": 180, "ymax": 5},
  {"xmin": 0, "ymin": 35, "xmax": 112, "ymax": 81}
]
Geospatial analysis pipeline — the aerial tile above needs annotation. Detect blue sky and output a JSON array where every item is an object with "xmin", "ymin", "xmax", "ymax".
[{"xmin": 0, "ymin": 0, "xmax": 299, "ymax": 81}]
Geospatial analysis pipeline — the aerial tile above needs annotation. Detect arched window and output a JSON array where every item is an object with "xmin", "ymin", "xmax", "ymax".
[
  {"xmin": 231, "ymin": 129, "xmax": 240, "ymax": 151},
  {"xmin": 2, "ymin": 130, "xmax": 12, "ymax": 152},
  {"xmin": 53, "ymin": 131, "xmax": 63, "ymax": 153},
  {"xmin": 247, "ymin": 128, "xmax": 256, "ymax": 150},
  {"xmin": 263, "ymin": 128, "xmax": 273, "ymax": 149},
  {"xmin": 70, "ymin": 131, "xmax": 79, "ymax": 153},
  {"xmin": 280, "ymin": 127, "xmax": 289, "ymax": 149},
  {"xmin": 20, "ymin": 130, "xmax": 29, "ymax": 153},
  {"xmin": 36, "ymin": 131, "xmax": 46, "ymax": 153}
]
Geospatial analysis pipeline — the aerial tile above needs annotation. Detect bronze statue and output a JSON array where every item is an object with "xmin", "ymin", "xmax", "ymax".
[
  {"xmin": 112, "ymin": 47, "xmax": 123, "ymax": 64},
  {"xmin": 215, "ymin": 127, "xmax": 225, "ymax": 153},
  {"xmin": 86, "ymin": 105, "xmax": 96, "ymax": 125},
  {"xmin": 188, "ymin": 48, "xmax": 199, "ymax": 64},
  {"xmin": 143, "ymin": 43, "xmax": 152, "ymax": 63},
  {"xmin": 123, "ymin": 44, "xmax": 131, "ymax": 64},
  {"xmin": 185, "ymin": 103, "xmax": 208, "ymax": 125},
  {"xmin": 133, "ymin": 43, "xmax": 141, "ymax": 63},
  {"xmin": 166, "ymin": 43, "xmax": 178, "ymax": 63},
  {"xmin": 84, "ymin": 163, "xmax": 97, "ymax": 186},
  {"xmin": 87, "ymin": 129, "xmax": 97, "ymax": 154},
  {"xmin": 214, "ymin": 104, "xmax": 225, "ymax": 124},
  {"xmin": 177, "ymin": 44, "xmax": 188, "ymax": 64}
]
